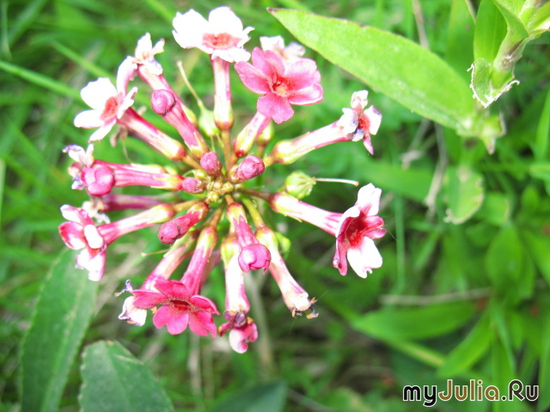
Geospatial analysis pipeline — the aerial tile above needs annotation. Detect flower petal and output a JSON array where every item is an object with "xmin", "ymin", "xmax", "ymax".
[
  {"xmin": 74, "ymin": 109, "xmax": 104, "ymax": 129},
  {"xmin": 80, "ymin": 78, "xmax": 116, "ymax": 109},
  {"xmin": 154, "ymin": 306, "xmax": 189, "ymax": 334},
  {"xmin": 346, "ymin": 237, "xmax": 383, "ymax": 278},
  {"xmin": 356, "ymin": 183, "xmax": 382, "ymax": 216},
  {"xmin": 234, "ymin": 61, "xmax": 270, "ymax": 94},
  {"xmin": 257, "ymin": 92, "xmax": 294, "ymax": 124}
]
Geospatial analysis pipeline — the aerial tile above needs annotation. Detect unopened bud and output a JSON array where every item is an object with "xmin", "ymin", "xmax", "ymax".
[
  {"xmin": 158, "ymin": 202, "xmax": 209, "ymax": 244},
  {"xmin": 181, "ymin": 177, "xmax": 204, "ymax": 194},
  {"xmin": 200, "ymin": 151, "xmax": 223, "ymax": 176},
  {"xmin": 230, "ymin": 155, "xmax": 265, "ymax": 183},
  {"xmin": 151, "ymin": 89, "xmax": 177, "ymax": 115},
  {"xmin": 284, "ymin": 171, "xmax": 315, "ymax": 199},
  {"xmin": 82, "ymin": 165, "xmax": 115, "ymax": 196},
  {"xmin": 238, "ymin": 244, "xmax": 271, "ymax": 272}
]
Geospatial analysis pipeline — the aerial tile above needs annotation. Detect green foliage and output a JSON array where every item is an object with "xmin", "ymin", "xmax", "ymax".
[
  {"xmin": 80, "ymin": 341, "xmax": 174, "ymax": 412},
  {"xmin": 1, "ymin": 0, "xmax": 549, "ymax": 411},
  {"xmin": 21, "ymin": 250, "xmax": 98, "ymax": 412}
]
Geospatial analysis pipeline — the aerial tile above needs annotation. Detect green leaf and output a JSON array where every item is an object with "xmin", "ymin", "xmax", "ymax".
[
  {"xmin": 21, "ymin": 249, "xmax": 98, "ymax": 412},
  {"xmin": 213, "ymin": 380, "xmax": 287, "ymax": 412},
  {"xmin": 485, "ymin": 225, "xmax": 523, "ymax": 290},
  {"xmin": 474, "ymin": 0, "xmax": 508, "ymax": 62},
  {"xmin": 533, "ymin": 86, "xmax": 550, "ymax": 160},
  {"xmin": 474, "ymin": 192, "xmax": 511, "ymax": 226},
  {"xmin": 0, "ymin": 59, "xmax": 80, "ymax": 98},
  {"xmin": 360, "ymin": 159, "xmax": 432, "ymax": 202},
  {"xmin": 352, "ymin": 301, "xmax": 476, "ymax": 341},
  {"xmin": 269, "ymin": 9, "xmax": 478, "ymax": 137},
  {"xmin": 527, "ymin": 1, "xmax": 550, "ymax": 33},
  {"xmin": 80, "ymin": 341, "xmax": 174, "ymax": 412},
  {"xmin": 522, "ymin": 230, "xmax": 550, "ymax": 287},
  {"xmin": 539, "ymin": 312, "xmax": 550, "ymax": 412},
  {"xmin": 446, "ymin": 0, "xmax": 475, "ymax": 81},
  {"xmin": 438, "ymin": 310, "xmax": 492, "ymax": 377},
  {"xmin": 444, "ymin": 164, "xmax": 485, "ymax": 224}
]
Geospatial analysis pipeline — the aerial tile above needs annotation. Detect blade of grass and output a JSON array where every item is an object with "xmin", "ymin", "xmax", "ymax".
[{"xmin": 0, "ymin": 60, "xmax": 80, "ymax": 98}]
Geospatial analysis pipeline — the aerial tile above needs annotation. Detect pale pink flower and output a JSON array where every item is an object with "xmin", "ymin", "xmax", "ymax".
[
  {"xmin": 132, "ymin": 33, "xmax": 165, "ymax": 75},
  {"xmin": 337, "ymin": 90, "xmax": 382, "ymax": 155},
  {"xmin": 58, "ymin": 205, "xmax": 107, "ymax": 281},
  {"xmin": 260, "ymin": 35, "xmax": 305, "ymax": 64},
  {"xmin": 59, "ymin": 204, "xmax": 176, "ymax": 280},
  {"xmin": 172, "ymin": 6, "xmax": 253, "ymax": 63},
  {"xmin": 73, "ymin": 58, "xmax": 138, "ymax": 142},
  {"xmin": 235, "ymin": 47, "xmax": 323, "ymax": 124},
  {"xmin": 333, "ymin": 184, "xmax": 386, "ymax": 277}
]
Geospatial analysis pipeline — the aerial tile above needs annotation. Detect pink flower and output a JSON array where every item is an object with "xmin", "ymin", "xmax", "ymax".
[
  {"xmin": 172, "ymin": 6, "xmax": 253, "ymax": 63},
  {"xmin": 219, "ymin": 312, "xmax": 258, "ymax": 353},
  {"xmin": 235, "ymin": 47, "xmax": 323, "ymax": 124},
  {"xmin": 132, "ymin": 278, "xmax": 218, "ymax": 336},
  {"xmin": 58, "ymin": 205, "xmax": 107, "ymax": 281},
  {"xmin": 73, "ymin": 58, "xmax": 137, "ymax": 142},
  {"xmin": 333, "ymin": 184, "xmax": 386, "ymax": 277},
  {"xmin": 337, "ymin": 90, "xmax": 382, "ymax": 155}
]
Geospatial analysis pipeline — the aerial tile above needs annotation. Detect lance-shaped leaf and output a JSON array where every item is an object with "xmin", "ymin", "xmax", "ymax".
[
  {"xmin": 21, "ymin": 249, "xmax": 98, "ymax": 412},
  {"xmin": 269, "ymin": 9, "xmax": 486, "ymax": 138},
  {"xmin": 80, "ymin": 341, "xmax": 174, "ymax": 412}
]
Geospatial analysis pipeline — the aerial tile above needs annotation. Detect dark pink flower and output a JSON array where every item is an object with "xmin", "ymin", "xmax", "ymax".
[
  {"xmin": 333, "ymin": 184, "xmax": 386, "ymax": 277},
  {"xmin": 235, "ymin": 47, "xmax": 323, "ymax": 124},
  {"xmin": 132, "ymin": 278, "xmax": 218, "ymax": 336}
]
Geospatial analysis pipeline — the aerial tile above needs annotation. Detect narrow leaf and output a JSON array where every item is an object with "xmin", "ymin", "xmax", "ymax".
[
  {"xmin": 352, "ymin": 301, "xmax": 476, "ymax": 341},
  {"xmin": 212, "ymin": 380, "xmax": 287, "ymax": 412},
  {"xmin": 438, "ymin": 310, "xmax": 492, "ymax": 377},
  {"xmin": 21, "ymin": 249, "xmax": 98, "ymax": 412},
  {"xmin": 0, "ymin": 59, "xmax": 80, "ymax": 98},
  {"xmin": 80, "ymin": 341, "xmax": 174, "ymax": 412}
]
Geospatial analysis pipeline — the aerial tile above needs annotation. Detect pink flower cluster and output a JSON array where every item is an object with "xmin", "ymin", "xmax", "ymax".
[{"xmin": 59, "ymin": 6, "xmax": 386, "ymax": 353}]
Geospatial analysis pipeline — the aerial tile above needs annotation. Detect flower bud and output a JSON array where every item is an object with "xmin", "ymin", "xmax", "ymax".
[
  {"xmin": 158, "ymin": 202, "xmax": 209, "ymax": 244},
  {"xmin": 181, "ymin": 177, "xmax": 204, "ymax": 194},
  {"xmin": 82, "ymin": 165, "xmax": 115, "ymax": 196},
  {"xmin": 283, "ymin": 171, "xmax": 316, "ymax": 199},
  {"xmin": 200, "ymin": 151, "xmax": 223, "ymax": 176},
  {"xmin": 151, "ymin": 89, "xmax": 177, "ymax": 115},
  {"xmin": 238, "ymin": 244, "xmax": 271, "ymax": 272},
  {"xmin": 230, "ymin": 155, "xmax": 265, "ymax": 183}
]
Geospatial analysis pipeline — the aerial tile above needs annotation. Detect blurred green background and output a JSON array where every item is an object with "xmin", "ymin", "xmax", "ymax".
[{"xmin": 1, "ymin": 0, "xmax": 550, "ymax": 411}]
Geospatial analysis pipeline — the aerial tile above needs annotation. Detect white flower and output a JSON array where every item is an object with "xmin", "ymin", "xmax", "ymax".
[
  {"xmin": 172, "ymin": 6, "xmax": 253, "ymax": 62},
  {"xmin": 73, "ymin": 58, "xmax": 138, "ymax": 142},
  {"xmin": 132, "ymin": 33, "xmax": 165, "ymax": 75}
]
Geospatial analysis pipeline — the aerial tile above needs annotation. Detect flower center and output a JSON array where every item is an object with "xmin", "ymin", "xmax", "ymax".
[
  {"xmin": 204, "ymin": 33, "xmax": 238, "ymax": 50},
  {"xmin": 346, "ymin": 214, "xmax": 381, "ymax": 247},
  {"xmin": 101, "ymin": 96, "xmax": 120, "ymax": 121},
  {"xmin": 273, "ymin": 81, "xmax": 288, "ymax": 97}
]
